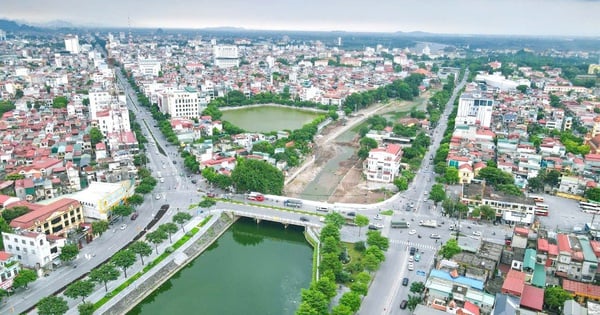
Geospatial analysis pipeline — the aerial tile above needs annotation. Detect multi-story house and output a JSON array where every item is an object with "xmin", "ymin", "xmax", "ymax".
[
  {"xmin": 2, "ymin": 230, "xmax": 66, "ymax": 269},
  {"xmin": 456, "ymin": 91, "xmax": 495, "ymax": 128},
  {"xmin": 461, "ymin": 183, "xmax": 537, "ymax": 225},
  {"xmin": 158, "ymin": 87, "xmax": 203, "ymax": 119},
  {"xmin": 363, "ymin": 144, "xmax": 403, "ymax": 183},
  {"xmin": 0, "ymin": 251, "xmax": 20, "ymax": 290}
]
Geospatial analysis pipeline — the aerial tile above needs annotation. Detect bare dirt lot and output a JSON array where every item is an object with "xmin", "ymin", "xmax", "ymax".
[{"xmin": 285, "ymin": 94, "xmax": 429, "ymax": 204}]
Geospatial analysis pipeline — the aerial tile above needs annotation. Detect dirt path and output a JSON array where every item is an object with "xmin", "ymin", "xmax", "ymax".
[{"xmin": 284, "ymin": 93, "xmax": 431, "ymax": 203}]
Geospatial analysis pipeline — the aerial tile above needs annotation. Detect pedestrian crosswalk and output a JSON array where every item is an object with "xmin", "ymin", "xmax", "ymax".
[{"xmin": 390, "ymin": 239, "xmax": 439, "ymax": 251}]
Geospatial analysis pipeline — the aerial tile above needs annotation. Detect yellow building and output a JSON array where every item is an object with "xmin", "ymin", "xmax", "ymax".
[
  {"xmin": 8, "ymin": 198, "xmax": 84, "ymax": 236},
  {"xmin": 589, "ymin": 64, "xmax": 600, "ymax": 75}
]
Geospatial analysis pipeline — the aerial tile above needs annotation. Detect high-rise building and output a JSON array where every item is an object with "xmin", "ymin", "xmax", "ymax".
[
  {"xmin": 456, "ymin": 92, "xmax": 494, "ymax": 128},
  {"xmin": 213, "ymin": 45, "xmax": 240, "ymax": 68},
  {"xmin": 64, "ymin": 34, "xmax": 80, "ymax": 54}
]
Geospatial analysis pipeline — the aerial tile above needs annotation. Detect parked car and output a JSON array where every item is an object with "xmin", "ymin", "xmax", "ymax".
[
  {"xmin": 410, "ymin": 247, "xmax": 416, "ymax": 255},
  {"xmin": 346, "ymin": 211, "xmax": 356, "ymax": 217},
  {"xmin": 408, "ymin": 263, "xmax": 414, "ymax": 271},
  {"xmin": 415, "ymin": 253, "xmax": 421, "ymax": 262},
  {"xmin": 400, "ymin": 300, "xmax": 408, "ymax": 309},
  {"xmin": 120, "ymin": 224, "xmax": 127, "ymax": 230},
  {"xmin": 473, "ymin": 231, "xmax": 482, "ymax": 236},
  {"xmin": 299, "ymin": 217, "xmax": 309, "ymax": 222},
  {"xmin": 430, "ymin": 234, "xmax": 441, "ymax": 239},
  {"xmin": 130, "ymin": 212, "xmax": 139, "ymax": 220},
  {"xmin": 402, "ymin": 278, "xmax": 409, "ymax": 286}
]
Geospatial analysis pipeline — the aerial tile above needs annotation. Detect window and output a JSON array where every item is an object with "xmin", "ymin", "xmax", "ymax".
[
  {"xmin": 21, "ymin": 240, "xmax": 25, "ymax": 244},
  {"xmin": 15, "ymin": 246, "xmax": 20, "ymax": 251},
  {"xmin": 30, "ymin": 241, "xmax": 34, "ymax": 246}
]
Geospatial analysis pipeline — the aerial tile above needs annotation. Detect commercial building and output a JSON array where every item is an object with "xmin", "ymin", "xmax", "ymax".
[
  {"xmin": 158, "ymin": 87, "xmax": 203, "ymax": 119},
  {"xmin": 64, "ymin": 35, "xmax": 80, "ymax": 54},
  {"xmin": 456, "ymin": 91, "xmax": 495, "ymax": 128},
  {"xmin": 68, "ymin": 180, "xmax": 134, "ymax": 220},
  {"xmin": 461, "ymin": 182, "xmax": 537, "ymax": 225},
  {"xmin": 213, "ymin": 45, "xmax": 240, "ymax": 68}
]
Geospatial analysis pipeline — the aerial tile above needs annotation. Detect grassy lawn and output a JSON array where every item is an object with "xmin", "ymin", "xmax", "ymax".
[
  {"xmin": 342, "ymin": 241, "xmax": 365, "ymax": 280},
  {"xmin": 380, "ymin": 210, "xmax": 394, "ymax": 216}
]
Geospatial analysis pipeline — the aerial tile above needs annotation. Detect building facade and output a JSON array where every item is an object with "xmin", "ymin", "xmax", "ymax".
[
  {"xmin": 363, "ymin": 144, "xmax": 403, "ymax": 183},
  {"xmin": 9, "ymin": 198, "xmax": 85, "ymax": 237},
  {"xmin": 2, "ymin": 230, "xmax": 66, "ymax": 269},
  {"xmin": 456, "ymin": 92, "xmax": 494, "ymax": 128}
]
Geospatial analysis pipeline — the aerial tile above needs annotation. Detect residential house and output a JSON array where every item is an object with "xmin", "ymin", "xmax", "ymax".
[
  {"xmin": 363, "ymin": 144, "xmax": 403, "ymax": 183},
  {"xmin": 1, "ymin": 230, "xmax": 66, "ymax": 269},
  {"xmin": 0, "ymin": 251, "xmax": 20, "ymax": 290}
]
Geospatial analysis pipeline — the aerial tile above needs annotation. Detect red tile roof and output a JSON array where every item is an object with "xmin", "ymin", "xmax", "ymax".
[
  {"xmin": 520, "ymin": 285, "xmax": 544, "ymax": 311},
  {"xmin": 548, "ymin": 244, "xmax": 559, "ymax": 256},
  {"xmin": 10, "ymin": 198, "xmax": 80, "ymax": 230},
  {"xmin": 463, "ymin": 301, "xmax": 480, "ymax": 315},
  {"xmin": 501, "ymin": 269, "xmax": 526, "ymax": 296},
  {"xmin": 557, "ymin": 233, "xmax": 572, "ymax": 253},
  {"xmin": 0, "ymin": 251, "xmax": 12, "ymax": 261},
  {"xmin": 537, "ymin": 239, "xmax": 549, "ymax": 252},
  {"xmin": 563, "ymin": 279, "xmax": 600, "ymax": 299}
]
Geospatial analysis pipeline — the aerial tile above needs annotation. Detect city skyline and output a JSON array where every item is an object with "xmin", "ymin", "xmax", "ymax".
[{"xmin": 3, "ymin": 0, "xmax": 600, "ymax": 37}]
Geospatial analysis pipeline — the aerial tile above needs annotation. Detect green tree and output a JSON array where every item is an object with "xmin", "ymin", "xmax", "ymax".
[
  {"xmin": 111, "ymin": 204, "xmax": 134, "ymax": 219},
  {"xmin": 13, "ymin": 269, "xmax": 38, "ymax": 289},
  {"xmin": 159, "ymin": 223, "xmax": 179, "ymax": 243},
  {"xmin": 37, "ymin": 296, "xmax": 68, "ymax": 315},
  {"xmin": 0, "ymin": 217, "xmax": 12, "ymax": 250},
  {"xmin": 393, "ymin": 177, "xmax": 408, "ymax": 191},
  {"xmin": 129, "ymin": 241, "xmax": 153, "ymax": 265},
  {"xmin": 444, "ymin": 167, "xmax": 460, "ymax": 184},
  {"xmin": 439, "ymin": 239, "xmax": 462, "ymax": 259},
  {"xmin": 407, "ymin": 295, "xmax": 422, "ymax": 311},
  {"xmin": 231, "ymin": 158, "xmax": 284, "ymax": 195},
  {"xmin": 320, "ymin": 224, "xmax": 341, "ymax": 243},
  {"xmin": 324, "ymin": 213, "xmax": 345, "ymax": 229},
  {"xmin": 363, "ymin": 252, "xmax": 382, "ymax": 272},
  {"xmin": 59, "ymin": 244, "xmax": 79, "ymax": 264},
  {"xmin": 64, "ymin": 280, "xmax": 95, "ymax": 302},
  {"xmin": 298, "ymin": 287, "xmax": 328, "ymax": 315},
  {"xmin": 339, "ymin": 291, "xmax": 362, "ymax": 312},
  {"xmin": 198, "ymin": 198, "xmax": 216, "ymax": 208},
  {"xmin": 52, "ymin": 96, "xmax": 69, "ymax": 109},
  {"xmin": 146, "ymin": 230, "xmax": 168, "ymax": 254},
  {"xmin": 111, "ymin": 249, "xmax": 137, "ymax": 277},
  {"xmin": 89, "ymin": 127, "xmax": 104, "ymax": 147},
  {"xmin": 4, "ymin": 173, "xmax": 25, "ymax": 181},
  {"xmin": 480, "ymin": 205, "xmax": 496, "ymax": 221},
  {"xmin": 0, "ymin": 100, "xmax": 16, "ymax": 116},
  {"xmin": 173, "ymin": 212, "xmax": 193, "ymax": 232},
  {"xmin": 314, "ymin": 276, "xmax": 337, "ymax": 300},
  {"xmin": 544, "ymin": 286, "xmax": 573, "ymax": 311},
  {"xmin": 354, "ymin": 214, "xmax": 369, "ymax": 236},
  {"xmin": 366, "ymin": 230, "xmax": 389, "ymax": 251},
  {"xmin": 89, "ymin": 263, "xmax": 120, "ymax": 292},
  {"xmin": 410, "ymin": 281, "xmax": 425, "ymax": 294},
  {"xmin": 91, "ymin": 220, "xmax": 109, "ymax": 236},
  {"xmin": 350, "ymin": 281, "xmax": 368, "ymax": 295},
  {"xmin": 331, "ymin": 304, "xmax": 353, "ymax": 315},
  {"xmin": 516, "ymin": 85, "xmax": 528, "ymax": 93},
  {"xmin": 477, "ymin": 166, "xmax": 514, "ymax": 186},
  {"xmin": 429, "ymin": 184, "xmax": 446, "ymax": 204},
  {"xmin": 127, "ymin": 194, "xmax": 144, "ymax": 207},
  {"xmin": 2, "ymin": 206, "xmax": 31, "ymax": 223},
  {"xmin": 586, "ymin": 187, "xmax": 600, "ymax": 202},
  {"xmin": 78, "ymin": 302, "xmax": 95, "ymax": 315},
  {"xmin": 470, "ymin": 207, "xmax": 481, "ymax": 219}
]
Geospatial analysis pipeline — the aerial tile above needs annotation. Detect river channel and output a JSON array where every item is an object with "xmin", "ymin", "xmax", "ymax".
[
  {"xmin": 221, "ymin": 105, "xmax": 323, "ymax": 132},
  {"xmin": 128, "ymin": 218, "xmax": 313, "ymax": 315}
]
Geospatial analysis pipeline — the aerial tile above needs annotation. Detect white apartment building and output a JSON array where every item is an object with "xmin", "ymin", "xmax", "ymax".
[
  {"xmin": 2, "ymin": 230, "xmax": 66, "ymax": 269},
  {"xmin": 64, "ymin": 35, "xmax": 80, "ymax": 54},
  {"xmin": 88, "ymin": 91, "xmax": 111, "ymax": 120},
  {"xmin": 137, "ymin": 58, "xmax": 161, "ymax": 76},
  {"xmin": 363, "ymin": 144, "xmax": 403, "ymax": 183},
  {"xmin": 213, "ymin": 45, "xmax": 240, "ymax": 68},
  {"xmin": 158, "ymin": 87, "xmax": 203, "ymax": 119},
  {"xmin": 456, "ymin": 92, "xmax": 495, "ymax": 128},
  {"xmin": 95, "ymin": 103, "xmax": 131, "ymax": 135}
]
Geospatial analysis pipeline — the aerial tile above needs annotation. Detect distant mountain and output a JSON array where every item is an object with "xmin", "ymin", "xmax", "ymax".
[
  {"xmin": 30, "ymin": 20, "xmax": 77, "ymax": 29},
  {"xmin": 0, "ymin": 19, "xmax": 38, "ymax": 32}
]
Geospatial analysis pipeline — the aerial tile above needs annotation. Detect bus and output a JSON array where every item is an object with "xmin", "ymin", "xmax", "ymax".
[
  {"xmin": 534, "ymin": 203, "xmax": 549, "ymax": 216},
  {"xmin": 580, "ymin": 201, "xmax": 600, "ymax": 214},
  {"xmin": 283, "ymin": 199, "xmax": 303, "ymax": 208},
  {"xmin": 529, "ymin": 195, "xmax": 544, "ymax": 203}
]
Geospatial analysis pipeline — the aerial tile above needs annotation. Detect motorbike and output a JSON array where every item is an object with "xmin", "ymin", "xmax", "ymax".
[{"xmin": 417, "ymin": 235, "xmax": 422, "ymax": 238}]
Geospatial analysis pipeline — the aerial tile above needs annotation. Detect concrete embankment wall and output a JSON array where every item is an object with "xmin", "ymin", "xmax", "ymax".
[{"xmin": 101, "ymin": 213, "xmax": 237, "ymax": 315}]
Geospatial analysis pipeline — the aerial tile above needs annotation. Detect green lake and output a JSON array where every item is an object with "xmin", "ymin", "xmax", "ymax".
[
  {"xmin": 221, "ymin": 105, "xmax": 323, "ymax": 132},
  {"xmin": 128, "ymin": 218, "xmax": 313, "ymax": 315}
]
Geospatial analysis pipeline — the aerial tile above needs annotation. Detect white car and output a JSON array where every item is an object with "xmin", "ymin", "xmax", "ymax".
[
  {"xmin": 372, "ymin": 223, "xmax": 384, "ymax": 229},
  {"xmin": 373, "ymin": 214, "xmax": 382, "ymax": 220},
  {"xmin": 473, "ymin": 231, "xmax": 482, "ymax": 236},
  {"xmin": 430, "ymin": 234, "xmax": 441, "ymax": 239},
  {"xmin": 409, "ymin": 229, "xmax": 417, "ymax": 235},
  {"xmin": 408, "ymin": 263, "xmax": 414, "ymax": 271},
  {"xmin": 120, "ymin": 224, "xmax": 127, "ymax": 230},
  {"xmin": 408, "ymin": 256, "xmax": 414, "ymax": 262}
]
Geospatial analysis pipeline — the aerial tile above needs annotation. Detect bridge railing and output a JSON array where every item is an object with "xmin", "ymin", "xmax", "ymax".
[{"xmin": 231, "ymin": 210, "xmax": 321, "ymax": 228}]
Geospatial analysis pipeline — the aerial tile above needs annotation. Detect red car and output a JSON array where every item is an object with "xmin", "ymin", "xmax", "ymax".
[{"xmin": 207, "ymin": 192, "xmax": 217, "ymax": 198}]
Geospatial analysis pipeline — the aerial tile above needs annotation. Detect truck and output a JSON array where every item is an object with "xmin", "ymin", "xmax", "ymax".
[
  {"xmin": 391, "ymin": 220, "xmax": 410, "ymax": 228},
  {"xmin": 284, "ymin": 199, "xmax": 303, "ymax": 208},
  {"xmin": 419, "ymin": 220, "xmax": 437, "ymax": 228}
]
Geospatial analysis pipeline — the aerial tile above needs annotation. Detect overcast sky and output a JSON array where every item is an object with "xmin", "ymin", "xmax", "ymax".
[{"xmin": 3, "ymin": 0, "xmax": 600, "ymax": 36}]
